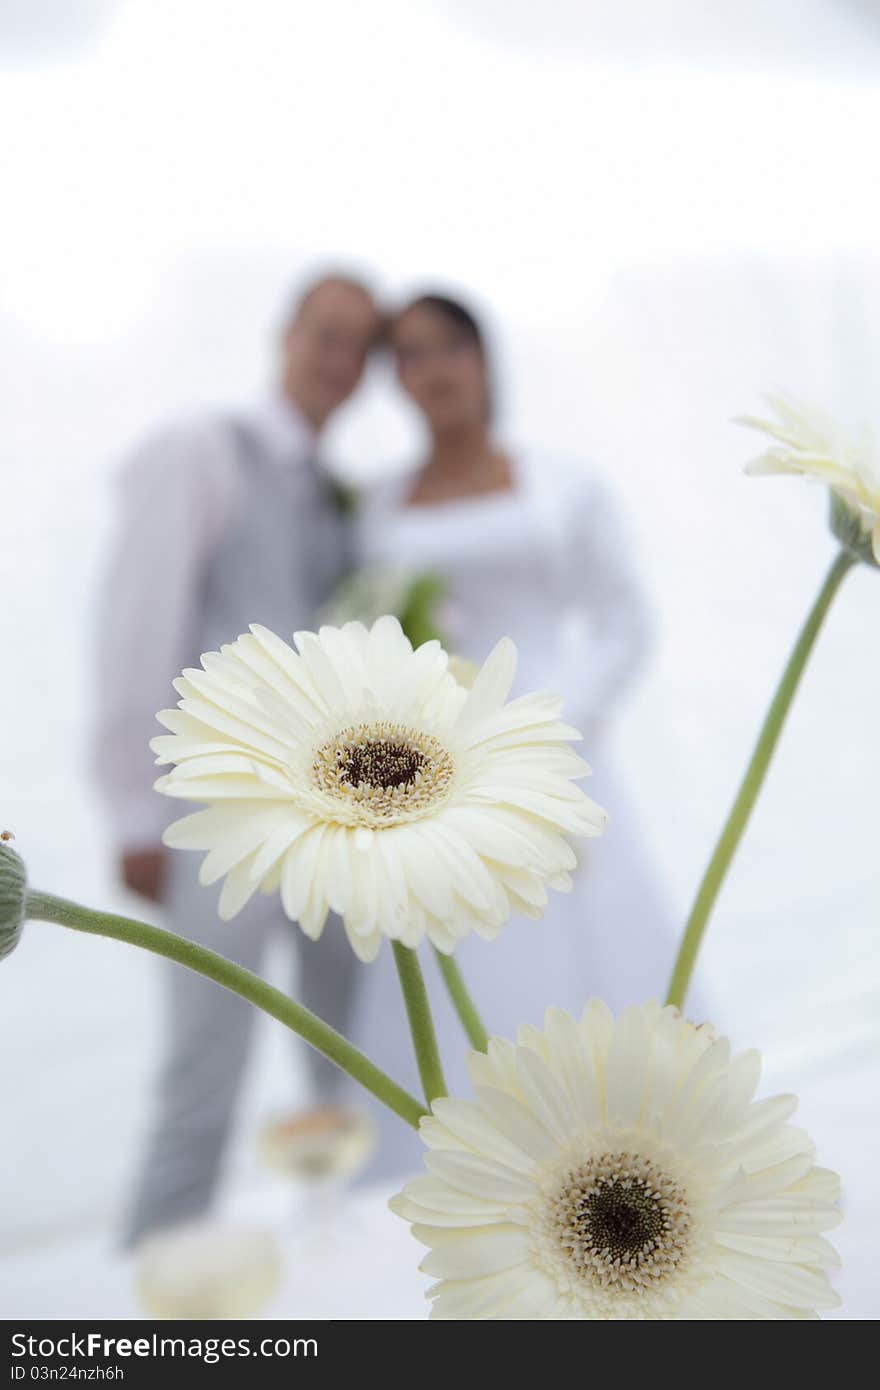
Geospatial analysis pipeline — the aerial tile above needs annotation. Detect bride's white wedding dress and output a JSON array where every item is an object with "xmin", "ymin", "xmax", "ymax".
[{"xmin": 343, "ymin": 449, "xmax": 681, "ymax": 1179}]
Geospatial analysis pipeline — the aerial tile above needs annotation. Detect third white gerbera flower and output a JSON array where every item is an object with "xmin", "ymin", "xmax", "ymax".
[
  {"xmin": 390, "ymin": 1001, "xmax": 842, "ymax": 1319},
  {"xmin": 739, "ymin": 392, "xmax": 880, "ymax": 563},
  {"xmin": 153, "ymin": 617, "xmax": 605, "ymax": 960}
]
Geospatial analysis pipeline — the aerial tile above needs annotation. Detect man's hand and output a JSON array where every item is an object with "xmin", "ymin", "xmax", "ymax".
[{"xmin": 121, "ymin": 848, "xmax": 166, "ymax": 904}]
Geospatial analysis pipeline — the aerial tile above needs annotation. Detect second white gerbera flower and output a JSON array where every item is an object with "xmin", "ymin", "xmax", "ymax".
[
  {"xmin": 391, "ymin": 1002, "xmax": 842, "ymax": 1319},
  {"xmin": 153, "ymin": 617, "xmax": 606, "ymax": 960}
]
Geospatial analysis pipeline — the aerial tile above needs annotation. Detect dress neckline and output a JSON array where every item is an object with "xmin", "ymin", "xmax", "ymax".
[{"xmin": 393, "ymin": 451, "xmax": 526, "ymax": 515}]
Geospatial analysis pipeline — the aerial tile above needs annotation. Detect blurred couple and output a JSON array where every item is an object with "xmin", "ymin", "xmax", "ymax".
[{"xmin": 96, "ymin": 270, "xmax": 672, "ymax": 1244}]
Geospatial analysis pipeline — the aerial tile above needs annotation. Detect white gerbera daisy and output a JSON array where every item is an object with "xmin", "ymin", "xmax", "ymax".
[
  {"xmin": 390, "ymin": 1001, "xmax": 842, "ymax": 1319},
  {"xmin": 739, "ymin": 392, "xmax": 880, "ymax": 563},
  {"xmin": 153, "ymin": 617, "xmax": 605, "ymax": 961}
]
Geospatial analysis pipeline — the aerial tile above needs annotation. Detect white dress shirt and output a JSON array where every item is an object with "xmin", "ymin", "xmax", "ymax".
[{"xmin": 93, "ymin": 396, "xmax": 315, "ymax": 851}]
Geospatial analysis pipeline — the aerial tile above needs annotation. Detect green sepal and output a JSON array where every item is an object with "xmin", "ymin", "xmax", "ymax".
[
  {"xmin": 0, "ymin": 842, "xmax": 26, "ymax": 962},
  {"xmin": 829, "ymin": 492, "xmax": 879, "ymax": 569}
]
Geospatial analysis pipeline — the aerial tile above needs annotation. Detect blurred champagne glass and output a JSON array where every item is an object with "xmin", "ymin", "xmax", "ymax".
[{"xmin": 258, "ymin": 1104, "xmax": 377, "ymax": 1255}]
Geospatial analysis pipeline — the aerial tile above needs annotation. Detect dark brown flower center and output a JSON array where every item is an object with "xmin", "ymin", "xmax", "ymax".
[
  {"xmin": 577, "ymin": 1177, "xmax": 666, "ymax": 1261},
  {"xmin": 544, "ymin": 1149, "xmax": 692, "ymax": 1296},
  {"xmin": 340, "ymin": 740, "xmax": 426, "ymax": 790}
]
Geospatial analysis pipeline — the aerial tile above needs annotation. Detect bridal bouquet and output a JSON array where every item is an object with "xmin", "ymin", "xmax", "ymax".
[{"xmin": 4, "ymin": 395, "xmax": 877, "ymax": 1319}]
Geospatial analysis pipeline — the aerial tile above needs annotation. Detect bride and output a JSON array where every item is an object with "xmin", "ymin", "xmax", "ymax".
[{"xmin": 344, "ymin": 292, "xmax": 679, "ymax": 1177}]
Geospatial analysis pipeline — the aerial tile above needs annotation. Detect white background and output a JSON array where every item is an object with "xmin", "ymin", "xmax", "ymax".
[{"xmin": 1, "ymin": 0, "xmax": 879, "ymax": 1317}]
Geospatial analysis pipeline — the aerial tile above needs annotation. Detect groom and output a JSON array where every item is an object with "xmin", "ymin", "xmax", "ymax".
[{"xmin": 94, "ymin": 271, "xmax": 383, "ymax": 1246}]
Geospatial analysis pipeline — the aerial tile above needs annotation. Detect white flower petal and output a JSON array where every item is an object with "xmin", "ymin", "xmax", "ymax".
[
  {"xmin": 714, "ymin": 1249, "xmax": 841, "ymax": 1309},
  {"xmin": 678, "ymin": 1277, "xmax": 781, "ymax": 1320},
  {"xmin": 788, "ymin": 1166, "xmax": 841, "ymax": 1203},
  {"xmin": 428, "ymin": 1264, "xmax": 560, "ymax": 1320},
  {"xmin": 417, "ymin": 1225, "xmax": 530, "ymax": 1279},
  {"xmin": 543, "ymin": 1007, "xmax": 604, "ymax": 1131},
  {"xmin": 452, "ymin": 638, "xmax": 518, "ymax": 742},
  {"xmin": 515, "ymin": 1048, "xmax": 577, "ymax": 1142},
  {"xmin": 714, "ymin": 1231, "xmax": 840, "ymax": 1268},
  {"xmin": 604, "ymin": 1005, "xmax": 649, "ymax": 1126},
  {"xmin": 280, "ymin": 826, "xmax": 327, "ymax": 923},
  {"xmin": 342, "ymin": 921, "xmax": 382, "ymax": 962},
  {"xmin": 425, "ymin": 1150, "xmax": 537, "ymax": 1205},
  {"xmin": 216, "ymin": 853, "xmax": 263, "ymax": 920},
  {"xmin": 713, "ymin": 1197, "xmax": 842, "ymax": 1236},
  {"xmin": 389, "ymin": 1176, "xmax": 510, "ymax": 1228},
  {"xmin": 471, "ymin": 1086, "xmax": 561, "ymax": 1164},
  {"xmin": 429, "ymin": 1099, "xmax": 538, "ymax": 1174}
]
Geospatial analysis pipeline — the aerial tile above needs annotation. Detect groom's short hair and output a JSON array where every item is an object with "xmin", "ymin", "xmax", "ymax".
[{"xmin": 286, "ymin": 270, "xmax": 378, "ymax": 326}]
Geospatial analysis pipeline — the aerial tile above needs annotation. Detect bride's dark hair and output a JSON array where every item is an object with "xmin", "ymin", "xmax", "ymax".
[
  {"xmin": 394, "ymin": 292, "xmax": 494, "ymax": 420},
  {"xmin": 402, "ymin": 293, "xmax": 485, "ymax": 350}
]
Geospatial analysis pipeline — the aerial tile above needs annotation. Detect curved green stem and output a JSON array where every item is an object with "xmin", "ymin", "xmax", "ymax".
[
  {"xmin": 433, "ymin": 947, "xmax": 489, "ymax": 1052},
  {"xmin": 26, "ymin": 890, "xmax": 427, "ymax": 1130},
  {"xmin": 391, "ymin": 941, "xmax": 447, "ymax": 1105},
  {"xmin": 666, "ymin": 548, "xmax": 856, "ymax": 1011}
]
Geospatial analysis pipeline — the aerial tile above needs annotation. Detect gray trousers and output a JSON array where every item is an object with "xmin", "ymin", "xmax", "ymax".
[{"xmin": 122, "ymin": 851, "xmax": 357, "ymax": 1247}]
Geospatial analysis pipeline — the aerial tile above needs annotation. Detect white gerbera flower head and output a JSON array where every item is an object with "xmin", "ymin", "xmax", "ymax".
[
  {"xmin": 390, "ymin": 1001, "xmax": 842, "ymax": 1320},
  {"xmin": 739, "ymin": 392, "xmax": 880, "ymax": 566},
  {"xmin": 153, "ymin": 617, "xmax": 606, "ymax": 961}
]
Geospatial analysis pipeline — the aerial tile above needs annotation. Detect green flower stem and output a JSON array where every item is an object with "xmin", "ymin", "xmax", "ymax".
[
  {"xmin": 391, "ymin": 941, "xmax": 447, "ymax": 1105},
  {"xmin": 666, "ymin": 548, "xmax": 856, "ymax": 1012},
  {"xmin": 26, "ymin": 890, "xmax": 427, "ymax": 1130},
  {"xmin": 433, "ymin": 947, "xmax": 489, "ymax": 1052}
]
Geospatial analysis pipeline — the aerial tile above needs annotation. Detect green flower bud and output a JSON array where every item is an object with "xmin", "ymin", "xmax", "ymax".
[
  {"xmin": 829, "ymin": 492, "xmax": 880, "ymax": 570},
  {"xmin": 0, "ymin": 838, "xmax": 26, "ymax": 961}
]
